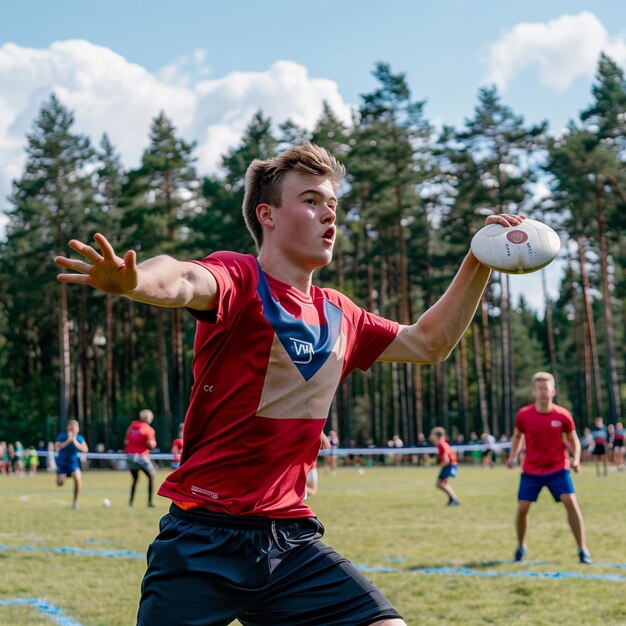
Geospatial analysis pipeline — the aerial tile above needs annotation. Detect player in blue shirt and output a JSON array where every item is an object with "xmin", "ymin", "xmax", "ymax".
[{"xmin": 55, "ymin": 420, "xmax": 88, "ymax": 509}]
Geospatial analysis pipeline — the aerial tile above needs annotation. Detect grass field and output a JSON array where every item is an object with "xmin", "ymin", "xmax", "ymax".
[{"xmin": 1, "ymin": 463, "xmax": 626, "ymax": 626}]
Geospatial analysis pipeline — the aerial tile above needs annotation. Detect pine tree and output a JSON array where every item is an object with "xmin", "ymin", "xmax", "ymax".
[{"xmin": 5, "ymin": 94, "xmax": 95, "ymax": 428}]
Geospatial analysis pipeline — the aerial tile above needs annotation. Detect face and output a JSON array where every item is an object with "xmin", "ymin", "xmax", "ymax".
[
  {"xmin": 260, "ymin": 171, "xmax": 337, "ymax": 271},
  {"xmin": 532, "ymin": 380, "xmax": 555, "ymax": 405}
]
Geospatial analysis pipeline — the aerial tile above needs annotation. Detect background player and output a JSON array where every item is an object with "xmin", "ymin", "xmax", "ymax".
[
  {"xmin": 507, "ymin": 372, "xmax": 591, "ymax": 564},
  {"xmin": 54, "ymin": 419, "xmax": 88, "ymax": 509},
  {"xmin": 124, "ymin": 409, "xmax": 157, "ymax": 507},
  {"xmin": 591, "ymin": 416, "xmax": 608, "ymax": 477},
  {"xmin": 430, "ymin": 426, "xmax": 460, "ymax": 506}
]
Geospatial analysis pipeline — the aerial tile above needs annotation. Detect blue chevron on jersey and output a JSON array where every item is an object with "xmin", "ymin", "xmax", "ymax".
[{"xmin": 256, "ymin": 261, "xmax": 342, "ymax": 381}]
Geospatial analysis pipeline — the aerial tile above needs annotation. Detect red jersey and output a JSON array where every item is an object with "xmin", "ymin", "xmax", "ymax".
[
  {"xmin": 158, "ymin": 252, "xmax": 399, "ymax": 518},
  {"xmin": 171, "ymin": 437, "xmax": 183, "ymax": 463},
  {"xmin": 514, "ymin": 403, "xmax": 575, "ymax": 474},
  {"xmin": 437, "ymin": 440, "xmax": 457, "ymax": 465},
  {"xmin": 124, "ymin": 421, "xmax": 156, "ymax": 456}
]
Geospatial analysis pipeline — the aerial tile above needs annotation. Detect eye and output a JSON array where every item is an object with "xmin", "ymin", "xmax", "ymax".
[{"xmin": 304, "ymin": 198, "xmax": 317, "ymax": 205}]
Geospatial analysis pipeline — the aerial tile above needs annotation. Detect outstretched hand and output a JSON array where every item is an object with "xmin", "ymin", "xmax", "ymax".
[
  {"xmin": 55, "ymin": 233, "xmax": 138, "ymax": 296},
  {"xmin": 484, "ymin": 213, "xmax": 525, "ymax": 227}
]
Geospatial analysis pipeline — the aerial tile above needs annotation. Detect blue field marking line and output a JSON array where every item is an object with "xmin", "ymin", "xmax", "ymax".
[
  {"xmin": 0, "ymin": 598, "xmax": 83, "ymax": 626},
  {"xmin": 0, "ymin": 543, "xmax": 144, "ymax": 559},
  {"xmin": 354, "ymin": 560, "xmax": 626, "ymax": 582}
]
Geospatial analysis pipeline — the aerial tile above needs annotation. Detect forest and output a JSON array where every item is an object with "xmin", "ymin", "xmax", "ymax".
[{"xmin": 0, "ymin": 55, "xmax": 624, "ymax": 450}]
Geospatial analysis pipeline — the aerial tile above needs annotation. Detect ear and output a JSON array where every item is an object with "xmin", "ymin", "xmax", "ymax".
[{"xmin": 256, "ymin": 203, "xmax": 275, "ymax": 229}]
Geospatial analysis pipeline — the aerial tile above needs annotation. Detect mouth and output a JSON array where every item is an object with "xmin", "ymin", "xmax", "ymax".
[{"xmin": 323, "ymin": 227, "xmax": 335, "ymax": 243}]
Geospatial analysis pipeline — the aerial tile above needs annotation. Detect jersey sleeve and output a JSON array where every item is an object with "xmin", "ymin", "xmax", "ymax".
[
  {"xmin": 514, "ymin": 409, "xmax": 524, "ymax": 434},
  {"xmin": 561, "ymin": 409, "xmax": 575, "ymax": 433},
  {"xmin": 328, "ymin": 291, "xmax": 399, "ymax": 376},
  {"xmin": 187, "ymin": 252, "xmax": 258, "ymax": 324}
]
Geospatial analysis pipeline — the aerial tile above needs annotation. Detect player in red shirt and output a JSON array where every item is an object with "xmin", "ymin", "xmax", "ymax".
[
  {"xmin": 507, "ymin": 371, "xmax": 591, "ymax": 564},
  {"xmin": 429, "ymin": 426, "xmax": 460, "ymax": 506},
  {"xmin": 123, "ymin": 409, "xmax": 157, "ymax": 508},
  {"xmin": 170, "ymin": 422, "xmax": 184, "ymax": 470},
  {"xmin": 56, "ymin": 143, "xmax": 523, "ymax": 626}
]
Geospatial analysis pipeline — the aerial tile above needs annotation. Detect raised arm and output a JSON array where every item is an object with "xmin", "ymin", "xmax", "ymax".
[
  {"xmin": 379, "ymin": 214, "xmax": 524, "ymax": 364},
  {"xmin": 55, "ymin": 233, "xmax": 218, "ymax": 310}
]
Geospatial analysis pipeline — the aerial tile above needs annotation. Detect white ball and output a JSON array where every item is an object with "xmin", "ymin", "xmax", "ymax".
[
  {"xmin": 471, "ymin": 218, "xmax": 561, "ymax": 274},
  {"xmin": 102, "ymin": 498, "xmax": 111, "ymax": 507}
]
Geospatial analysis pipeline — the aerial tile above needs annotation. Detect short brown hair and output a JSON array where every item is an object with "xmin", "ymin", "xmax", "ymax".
[
  {"xmin": 531, "ymin": 371, "xmax": 555, "ymax": 387},
  {"xmin": 242, "ymin": 143, "xmax": 345, "ymax": 250},
  {"xmin": 430, "ymin": 427, "xmax": 446, "ymax": 439}
]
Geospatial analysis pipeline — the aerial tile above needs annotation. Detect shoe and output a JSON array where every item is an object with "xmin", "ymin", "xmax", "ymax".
[
  {"xmin": 579, "ymin": 548, "xmax": 592, "ymax": 564},
  {"xmin": 72, "ymin": 503, "xmax": 79, "ymax": 510},
  {"xmin": 148, "ymin": 502, "xmax": 155, "ymax": 508},
  {"xmin": 514, "ymin": 546, "xmax": 526, "ymax": 562},
  {"xmin": 447, "ymin": 499, "xmax": 460, "ymax": 506}
]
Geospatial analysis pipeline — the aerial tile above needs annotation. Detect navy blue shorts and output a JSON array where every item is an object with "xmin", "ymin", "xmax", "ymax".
[
  {"xmin": 137, "ymin": 504, "xmax": 402, "ymax": 626},
  {"xmin": 56, "ymin": 463, "xmax": 79, "ymax": 476},
  {"xmin": 438, "ymin": 464, "xmax": 458, "ymax": 480},
  {"xmin": 518, "ymin": 469, "xmax": 575, "ymax": 503}
]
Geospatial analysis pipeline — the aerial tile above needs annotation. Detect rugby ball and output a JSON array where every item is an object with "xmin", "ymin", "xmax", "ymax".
[{"xmin": 471, "ymin": 218, "xmax": 560, "ymax": 274}]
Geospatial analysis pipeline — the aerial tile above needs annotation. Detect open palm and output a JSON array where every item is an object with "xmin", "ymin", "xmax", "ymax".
[{"xmin": 55, "ymin": 233, "xmax": 139, "ymax": 296}]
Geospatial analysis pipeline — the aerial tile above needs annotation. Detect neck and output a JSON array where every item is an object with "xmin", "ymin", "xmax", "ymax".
[
  {"xmin": 257, "ymin": 250, "xmax": 314, "ymax": 295},
  {"xmin": 535, "ymin": 400, "xmax": 552, "ymax": 413}
]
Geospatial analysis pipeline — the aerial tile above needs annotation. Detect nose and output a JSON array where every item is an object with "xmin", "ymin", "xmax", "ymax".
[{"xmin": 322, "ymin": 206, "xmax": 336, "ymax": 224}]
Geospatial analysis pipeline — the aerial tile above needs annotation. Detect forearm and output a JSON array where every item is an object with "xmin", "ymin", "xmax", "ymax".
[
  {"xmin": 380, "ymin": 252, "xmax": 491, "ymax": 363},
  {"xmin": 130, "ymin": 256, "xmax": 215, "ymax": 309},
  {"xmin": 508, "ymin": 435, "xmax": 522, "ymax": 462},
  {"xmin": 417, "ymin": 252, "xmax": 491, "ymax": 359}
]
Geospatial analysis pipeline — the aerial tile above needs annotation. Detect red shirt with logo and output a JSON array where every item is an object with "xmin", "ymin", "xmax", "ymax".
[
  {"xmin": 124, "ymin": 421, "xmax": 156, "ymax": 456},
  {"xmin": 437, "ymin": 440, "xmax": 457, "ymax": 465},
  {"xmin": 158, "ymin": 252, "xmax": 399, "ymax": 518},
  {"xmin": 514, "ymin": 403, "xmax": 575, "ymax": 474}
]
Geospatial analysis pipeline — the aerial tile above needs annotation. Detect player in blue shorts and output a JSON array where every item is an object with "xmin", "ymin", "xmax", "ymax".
[
  {"xmin": 55, "ymin": 420, "xmax": 89, "ymax": 509},
  {"xmin": 507, "ymin": 372, "xmax": 591, "ymax": 564}
]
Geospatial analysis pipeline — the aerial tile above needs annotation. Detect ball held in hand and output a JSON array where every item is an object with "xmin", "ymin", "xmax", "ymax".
[{"xmin": 471, "ymin": 218, "xmax": 560, "ymax": 274}]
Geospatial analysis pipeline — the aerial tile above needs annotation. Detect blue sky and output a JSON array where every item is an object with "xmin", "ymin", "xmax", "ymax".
[{"xmin": 2, "ymin": 1, "xmax": 625, "ymax": 310}]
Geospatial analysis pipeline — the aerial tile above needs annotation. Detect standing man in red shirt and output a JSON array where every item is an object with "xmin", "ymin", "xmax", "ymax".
[
  {"xmin": 507, "ymin": 372, "xmax": 591, "ymax": 564},
  {"xmin": 124, "ymin": 409, "xmax": 157, "ymax": 508},
  {"xmin": 429, "ymin": 426, "xmax": 460, "ymax": 506}
]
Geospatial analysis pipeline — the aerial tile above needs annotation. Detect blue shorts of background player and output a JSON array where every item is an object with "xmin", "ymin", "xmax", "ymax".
[
  {"xmin": 518, "ymin": 469, "xmax": 574, "ymax": 502},
  {"xmin": 438, "ymin": 463, "xmax": 458, "ymax": 481},
  {"xmin": 57, "ymin": 462, "xmax": 80, "ymax": 476}
]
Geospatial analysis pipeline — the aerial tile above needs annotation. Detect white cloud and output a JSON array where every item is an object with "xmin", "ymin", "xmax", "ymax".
[
  {"xmin": 485, "ymin": 11, "xmax": 626, "ymax": 91},
  {"xmin": 0, "ymin": 39, "xmax": 352, "ymax": 237}
]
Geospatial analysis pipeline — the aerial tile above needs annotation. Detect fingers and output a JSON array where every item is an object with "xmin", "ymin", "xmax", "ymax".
[
  {"xmin": 486, "ymin": 213, "xmax": 525, "ymax": 227},
  {"xmin": 56, "ymin": 273, "xmax": 93, "ymax": 285},
  {"xmin": 55, "ymin": 257, "xmax": 93, "ymax": 274},
  {"xmin": 123, "ymin": 249, "xmax": 137, "ymax": 272},
  {"xmin": 94, "ymin": 233, "xmax": 117, "ymax": 260},
  {"xmin": 68, "ymin": 239, "xmax": 104, "ymax": 264}
]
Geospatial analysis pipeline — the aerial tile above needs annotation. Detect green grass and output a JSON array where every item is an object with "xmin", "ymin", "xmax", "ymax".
[{"xmin": 1, "ymin": 463, "xmax": 625, "ymax": 625}]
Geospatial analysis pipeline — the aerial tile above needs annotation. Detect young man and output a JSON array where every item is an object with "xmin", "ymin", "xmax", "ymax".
[
  {"xmin": 429, "ymin": 426, "xmax": 460, "ymax": 506},
  {"xmin": 55, "ymin": 420, "xmax": 88, "ymax": 509},
  {"xmin": 55, "ymin": 143, "xmax": 523, "ymax": 626},
  {"xmin": 507, "ymin": 372, "xmax": 591, "ymax": 564},
  {"xmin": 124, "ymin": 409, "xmax": 157, "ymax": 507}
]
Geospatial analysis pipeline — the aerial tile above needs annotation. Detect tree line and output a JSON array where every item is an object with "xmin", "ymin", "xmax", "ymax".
[{"xmin": 0, "ymin": 55, "xmax": 624, "ymax": 450}]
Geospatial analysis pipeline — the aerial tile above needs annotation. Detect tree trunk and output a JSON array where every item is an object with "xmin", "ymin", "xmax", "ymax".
[
  {"xmin": 472, "ymin": 323, "xmax": 490, "ymax": 434},
  {"xmin": 156, "ymin": 307, "xmax": 172, "ymax": 428},
  {"xmin": 500, "ymin": 274, "xmax": 511, "ymax": 437},
  {"xmin": 577, "ymin": 235, "xmax": 603, "ymax": 417},
  {"xmin": 541, "ymin": 270, "xmax": 558, "ymax": 386},
  {"xmin": 59, "ymin": 283, "xmax": 71, "ymax": 428},
  {"xmin": 595, "ymin": 184, "xmax": 621, "ymax": 422}
]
